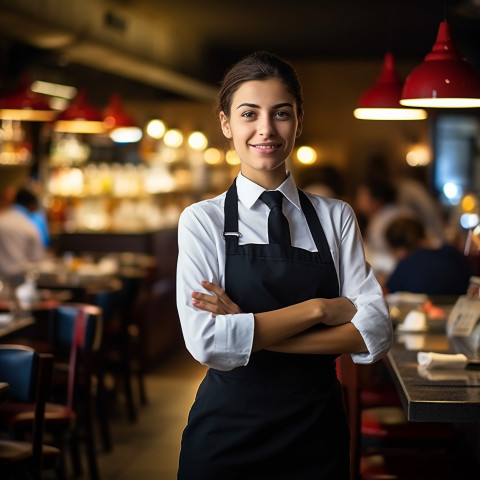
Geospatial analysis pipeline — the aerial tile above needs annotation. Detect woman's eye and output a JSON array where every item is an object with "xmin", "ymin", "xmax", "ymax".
[
  {"xmin": 241, "ymin": 111, "xmax": 255, "ymax": 118},
  {"xmin": 275, "ymin": 111, "xmax": 290, "ymax": 119}
]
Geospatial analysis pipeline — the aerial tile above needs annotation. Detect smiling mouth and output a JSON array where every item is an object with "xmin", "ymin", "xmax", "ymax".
[{"xmin": 251, "ymin": 144, "xmax": 281, "ymax": 149}]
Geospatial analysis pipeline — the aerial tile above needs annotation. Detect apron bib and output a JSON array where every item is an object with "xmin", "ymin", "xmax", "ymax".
[{"xmin": 178, "ymin": 180, "xmax": 350, "ymax": 480}]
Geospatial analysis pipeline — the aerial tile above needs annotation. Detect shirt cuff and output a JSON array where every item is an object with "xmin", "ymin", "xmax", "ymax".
[
  {"xmin": 348, "ymin": 294, "xmax": 393, "ymax": 364},
  {"xmin": 212, "ymin": 312, "xmax": 255, "ymax": 370}
]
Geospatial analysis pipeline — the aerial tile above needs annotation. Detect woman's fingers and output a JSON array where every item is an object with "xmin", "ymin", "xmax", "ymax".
[
  {"xmin": 201, "ymin": 281, "xmax": 242, "ymax": 313},
  {"xmin": 200, "ymin": 280, "xmax": 227, "ymax": 298},
  {"xmin": 192, "ymin": 291, "xmax": 220, "ymax": 308},
  {"xmin": 191, "ymin": 281, "xmax": 242, "ymax": 315}
]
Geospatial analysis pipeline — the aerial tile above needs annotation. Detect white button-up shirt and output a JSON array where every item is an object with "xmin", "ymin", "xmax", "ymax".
[{"xmin": 177, "ymin": 172, "xmax": 392, "ymax": 371}]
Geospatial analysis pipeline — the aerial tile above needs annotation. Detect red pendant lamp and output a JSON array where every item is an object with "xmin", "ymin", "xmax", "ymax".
[
  {"xmin": 54, "ymin": 89, "xmax": 106, "ymax": 134},
  {"xmin": 103, "ymin": 93, "xmax": 142, "ymax": 143},
  {"xmin": 354, "ymin": 52, "xmax": 427, "ymax": 120},
  {"xmin": 0, "ymin": 74, "xmax": 56, "ymax": 122},
  {"xmin": 401, "ymin": 21, "xmax": 480, "ymax": 108}
]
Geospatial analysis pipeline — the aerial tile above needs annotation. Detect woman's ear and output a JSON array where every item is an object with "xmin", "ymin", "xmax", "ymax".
[
  {"xmin": 295, "ymin": 113, "xmax": 304, "ymax": 139},
  {"xmin": 219, "ymin": 111, "xmax": 232, "ymax": 138}
]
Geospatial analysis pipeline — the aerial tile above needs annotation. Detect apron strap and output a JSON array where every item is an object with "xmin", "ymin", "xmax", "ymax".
[
  {"xmin": 224, "ymin": 179, "xmax": 239, "ymax": 253},
  {"xmin": 298, "ymin": 189, "xmax": 334, "ymax": 263}
]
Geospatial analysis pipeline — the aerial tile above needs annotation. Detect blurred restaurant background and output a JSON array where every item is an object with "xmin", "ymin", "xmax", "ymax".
[{"xmin": 2, "ymin": 1, "xmax": 480, "ymax": 479}]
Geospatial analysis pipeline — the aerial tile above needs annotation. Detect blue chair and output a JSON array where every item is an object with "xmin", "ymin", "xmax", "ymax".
[
  {"xmin": 0, "ymin": 304, "xmax": 103, "ymax": 480},
  {"xmin": 0, "ymin": 344, "xmax": 57, "ymax": 480}
]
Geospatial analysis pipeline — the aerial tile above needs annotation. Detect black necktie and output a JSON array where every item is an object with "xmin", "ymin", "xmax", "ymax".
[{"xmin": 260, "ymin": 191, "xmax": 291, "ymax": 246}]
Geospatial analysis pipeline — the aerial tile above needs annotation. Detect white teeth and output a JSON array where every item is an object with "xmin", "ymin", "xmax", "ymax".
[{"xmin": 255, "ymin": 145, "xmax": 278, "ymax": 149}]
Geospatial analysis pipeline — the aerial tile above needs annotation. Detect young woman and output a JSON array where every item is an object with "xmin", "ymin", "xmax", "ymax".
[{"xmin": 176, "ymin": 51, "xmax": 392, "ymax": 479}]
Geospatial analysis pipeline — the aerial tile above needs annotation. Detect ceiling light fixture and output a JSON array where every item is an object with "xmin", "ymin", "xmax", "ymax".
[
  {"xmin": 54, "ymin": 89, "xmax": 106, "ymax": 134},
  {"xmin": 401, "ymin": 21, "xmax": 480, "ymax": 108},
  {"xmin": 103, "ymin": 93, "xmax": 143, "ymax": 143},
  {"xmin": 354, "ymin": 53, "xmax": 428, "ymax": 120},
  {"xmin": 0, "ymin": 74, "xmax": 57, "ymax": 122}
]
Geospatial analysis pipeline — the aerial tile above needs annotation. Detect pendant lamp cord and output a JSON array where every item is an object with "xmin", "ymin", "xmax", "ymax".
[{"xmin": 386, "ymin": 0, "xmax": 394, "ymax": 52}]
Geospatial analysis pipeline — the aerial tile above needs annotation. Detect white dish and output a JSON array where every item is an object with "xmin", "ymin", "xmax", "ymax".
[
  {"xmin": 0, "ymin": 313, "xmax": 13, "ymax": 325},
  {"xmin": 396, "ymin": 324, "xmax": 428, "ymax": 333}
]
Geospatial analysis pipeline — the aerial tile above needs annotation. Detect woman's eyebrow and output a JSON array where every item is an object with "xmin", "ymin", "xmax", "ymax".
[
  {"xmin": 237, "ymin": 103, "xmax": 259, "ymax": 109},
  {"xmin": 236, "ymin": 102, "xmax": 294, "ymax": 109}
]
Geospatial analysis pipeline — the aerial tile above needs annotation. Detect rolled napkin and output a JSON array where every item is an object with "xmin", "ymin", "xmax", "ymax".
[
  {"xmin": 417, "ymin": 365, "xmax": 471, "ymax": 382},
  {"xmin": 417, "ymin": 352, "xmax": 468, "ymax": 369}
]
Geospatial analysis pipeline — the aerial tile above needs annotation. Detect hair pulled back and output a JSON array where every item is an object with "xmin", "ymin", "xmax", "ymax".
[
  {"xmin": 385, "ymin": 217, "xmax": 426, "ymax": 251},
  {"xmin": 217, "ymin": 51, "xmax": 303, "ymax": 118}
]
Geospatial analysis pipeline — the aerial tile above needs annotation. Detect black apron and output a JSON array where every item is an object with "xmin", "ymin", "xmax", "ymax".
[{"xmin": 178, "ymin": 180, "xmax": 350, "ymax": 480}]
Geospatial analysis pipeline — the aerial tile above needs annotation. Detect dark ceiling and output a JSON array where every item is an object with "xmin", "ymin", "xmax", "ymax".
[
  {"xmin": 1, "ymin": 0, "xmax": 480, "ymax": 101},
  {"xmin": 134, "ymin": 0, "xmax": 480, "ymax": 81}
]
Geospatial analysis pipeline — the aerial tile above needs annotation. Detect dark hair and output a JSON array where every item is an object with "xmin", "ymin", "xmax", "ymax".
[
  {"xmin": 217, "ymin": 51, "xmax": 303, "ymax": 118},
  {"xmin": 385, "ymin": 217, "xmax": 426, "ymax": 251},
  {"xmin": 15, "ymin": 188, "xmax": 38, "ymax": 211},
  {"xmin": 363, "ymin": 177, "xmax": 397, "ymax": 205}
]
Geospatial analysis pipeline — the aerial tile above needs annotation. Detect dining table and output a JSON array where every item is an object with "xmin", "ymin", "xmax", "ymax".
[
  {"xmin": 0, "ymin": 313, "xmax": 36, "ymax": 341},
  {"xmin": 36, "ymin": 255, "xmax": 124, "ymax": 303},
  {"xmin": 385, "ymin": 294, "xmax": 480, "ymax": 423}
]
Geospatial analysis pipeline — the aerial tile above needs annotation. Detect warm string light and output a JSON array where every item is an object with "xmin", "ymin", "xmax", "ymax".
[{"xmin": 296, "ymin": 146, "xmax": 317, "ymax": 165}]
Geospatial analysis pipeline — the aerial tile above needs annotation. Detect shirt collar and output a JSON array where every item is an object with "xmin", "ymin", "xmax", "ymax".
[{"xmin": 236, "ymin": 172, "xmax": 302, "ymax": 210}]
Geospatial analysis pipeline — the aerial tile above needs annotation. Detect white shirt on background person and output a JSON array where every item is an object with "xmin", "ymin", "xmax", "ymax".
[{"xmin": 0, "ymin": 207, "xmax": 44, "ymax": 280}]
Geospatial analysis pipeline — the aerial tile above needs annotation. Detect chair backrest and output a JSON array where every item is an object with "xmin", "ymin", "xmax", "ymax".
[
  {"xmin": 93, "ymin": 287, "xmax": 121, "ymax": 327},
  {"xmin": 53, "ymin": 303, "xmax": 103, "ymax": 353},
  {"xmin": 0, "ymin": 345, "xmax": 38, "ymax": 403},
  {"xmin": 51, "ymin": 303, "xmax": 103, "ymax": 410},
  {"xmin": 0, "ymin": 345, "xmax": 53, "ymax": 477}
]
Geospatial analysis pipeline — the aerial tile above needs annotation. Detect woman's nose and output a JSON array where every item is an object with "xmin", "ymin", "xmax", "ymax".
[{"xmin": 258, "ymin": 116, "xmax": 276, "ymax": 136}]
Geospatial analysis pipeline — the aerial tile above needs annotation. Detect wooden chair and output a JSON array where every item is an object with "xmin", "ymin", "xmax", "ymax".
[
  {"xmin": 94, "ymin": 270, "xmax": 148, "ymax": 424},
  {"xmin": 337, "ymin": 354, "xmax": 458, "ymax": 480},
  {"xmin": 0, "ymin": 344, "xmax": 58, "ymax": 480},
  {"xmin": 0, "ymin": 304, "xmax": 103, "ymax": 480}
]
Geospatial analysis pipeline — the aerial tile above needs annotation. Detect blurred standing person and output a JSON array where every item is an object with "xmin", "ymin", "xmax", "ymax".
[
  {"xmin": 15, "ymin": 187, "xmax": 50, "ymax": 248},
  {"xmin": 395, "ymin": 171, "xmax": 446, "ymax": 248},
  {"xmin": 176, "ymin": 51, "xmax": 391, "ymax": 480},
  {"xmin": 355, "ymin": 177, "xmax": 414, "ymax": 283},
  {"xmin": 0, "ymin": 184, "xmax": 45, "ymax": 285}
]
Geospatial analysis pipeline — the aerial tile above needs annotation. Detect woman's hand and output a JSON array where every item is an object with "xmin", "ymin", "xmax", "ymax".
[
  {"xmin": 192, "ymin": 280, "xmax": 242, "ymax": 317},
  {"xmin": 320, "ymin": 297, "xmax": 357, "ymax": 326}
]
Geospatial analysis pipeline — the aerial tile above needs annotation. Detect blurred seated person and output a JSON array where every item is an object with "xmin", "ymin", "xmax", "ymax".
[
  {"xmin": 0, "ymin": 185, "xmax": 45, "ymax": 285},
  {"xmin": 355, "ymin": 177, "xmax": 413, "ymax": 282},
  {"xmin": 385, "ymin": 217, "xmax": 472, "ymax": 296},
  {"xmin": 15, "ymin": 187, "xmax": 50, "ymax": 248}
]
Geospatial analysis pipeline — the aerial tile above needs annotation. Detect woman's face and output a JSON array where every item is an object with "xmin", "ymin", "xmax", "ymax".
[{"xmin": 219, "ymin": 78, "xmax": 302, "ymax": 189}]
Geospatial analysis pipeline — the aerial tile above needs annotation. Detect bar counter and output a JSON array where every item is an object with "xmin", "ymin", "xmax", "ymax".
[{"xmin": 387, "ymin": 327, "xmax": 480, "ymax": 423}]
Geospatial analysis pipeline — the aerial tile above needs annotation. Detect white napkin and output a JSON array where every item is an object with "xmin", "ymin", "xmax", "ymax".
[
  {"xmin": 397, "ymin": 310, "xmax": 427, "ymax": 332},
  {"xmin": 417, "ymin": 365, "xmax": 472, "ymax": 382},
  {"xmin": 417, "ymin": 352, "xmax": 468, "ymax": 369}
]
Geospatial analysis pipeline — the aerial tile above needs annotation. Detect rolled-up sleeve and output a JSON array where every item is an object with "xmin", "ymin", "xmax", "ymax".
[
  {"xmin": 176, "ymin": 202, "xmax": 255, "ymax": 371},
  {"xmin": 334, "ymin": 202, "xmax": 393, "ymax": 363}
]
